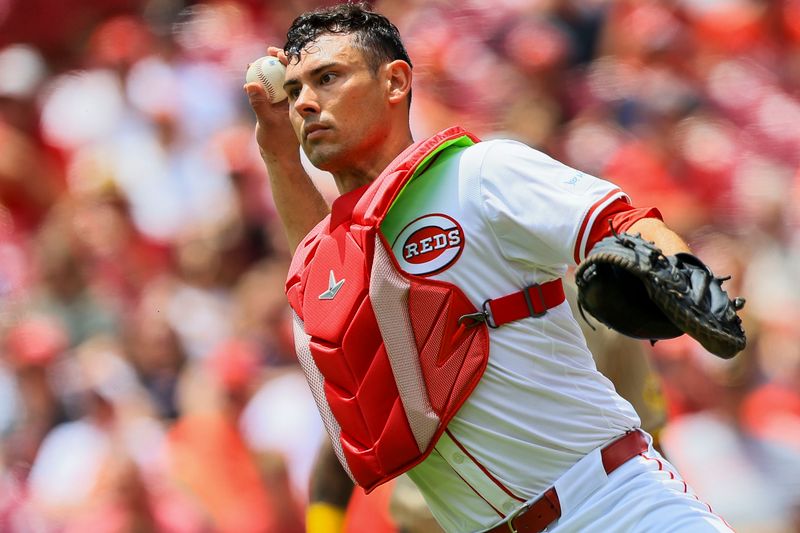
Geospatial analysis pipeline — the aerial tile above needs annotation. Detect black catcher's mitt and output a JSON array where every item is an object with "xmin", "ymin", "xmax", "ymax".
[{"xmin": 575, "ymin": 231, "xmax": 746, "ymax": 359}]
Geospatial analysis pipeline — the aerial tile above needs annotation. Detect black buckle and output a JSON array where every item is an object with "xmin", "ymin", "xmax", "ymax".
[
  {"xmin": 457, "ymin": 299, "xmax": 498, "ymax": 329},
  {"xmin": 523, "ymin": 284, "xmax": 547, "ymax": 318}
]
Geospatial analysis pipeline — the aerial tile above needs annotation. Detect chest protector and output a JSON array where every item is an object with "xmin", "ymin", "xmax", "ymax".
[{"xmin": 286, "ymin": 127, "xmax": 490, "ymax": 492}]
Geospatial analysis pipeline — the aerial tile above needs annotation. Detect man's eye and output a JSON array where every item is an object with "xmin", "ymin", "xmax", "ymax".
[
  {"xmin": 320, "ymin": 72, "xmax": 336, "ymax": 84},
  {"xmin": 288, "ymin": 87, "xmax": 301, "ymax": 100}
]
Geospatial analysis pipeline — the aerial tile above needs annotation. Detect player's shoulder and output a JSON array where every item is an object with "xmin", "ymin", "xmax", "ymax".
[
  {"xmin": 463, "ymin": 136, "xmax": 556, "ymax": 169},
  {"xmin": 459, "ymin": 137, "xmax": 569, "ymax": 187},
  {"xmin": 465, "ymin": 135, "xmax": 612, "ymax": 197}
]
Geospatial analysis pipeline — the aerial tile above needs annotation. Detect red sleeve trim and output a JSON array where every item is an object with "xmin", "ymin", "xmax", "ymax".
[
  {"xmin": 574, "ymin": 198, "xmax": 663, "ymax": 264},
  {"xmin": 573, "ymin": 189, "xmax": 626, "ymax": 264}
]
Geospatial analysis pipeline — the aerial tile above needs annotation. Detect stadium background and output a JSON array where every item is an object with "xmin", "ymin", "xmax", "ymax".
[{"xmin": 0, "ymin": 0, "xmax": 799, "ymax": 531}]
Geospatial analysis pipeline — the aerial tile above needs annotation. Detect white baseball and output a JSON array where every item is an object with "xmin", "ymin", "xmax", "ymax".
[{"xmin": 245, "ymin": 56, "xmax": 287, "ymax": 104}]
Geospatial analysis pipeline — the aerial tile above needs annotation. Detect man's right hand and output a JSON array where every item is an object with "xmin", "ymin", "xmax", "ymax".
[
  {"xmin": 244, "ymin": 46, "xmax": 330, "ymax": 254},
  {"xmin": 244, "ymin": 47, "xmax": 299, "ymax": 164}
]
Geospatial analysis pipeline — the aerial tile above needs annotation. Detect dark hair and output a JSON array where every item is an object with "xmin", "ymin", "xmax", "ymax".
[{"xmin": 284, "ymin": 2, "xmax": 412, "ymax": 73}]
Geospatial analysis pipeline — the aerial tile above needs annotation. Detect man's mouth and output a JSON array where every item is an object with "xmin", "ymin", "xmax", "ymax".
[{"xmin": 304, "ymin": 123, "xmax": 329, "ymax": 140}]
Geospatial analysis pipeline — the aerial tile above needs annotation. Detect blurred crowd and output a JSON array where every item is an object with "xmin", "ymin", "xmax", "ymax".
[{"xmin": 0, "ymin": 0, "xmax": 799, "ymax": 532}]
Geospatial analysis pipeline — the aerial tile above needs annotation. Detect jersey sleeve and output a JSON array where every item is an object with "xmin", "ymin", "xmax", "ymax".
[
  {"xmin": 578, "ymin": 201, "xmax": 663, "ymax": 263},
  {"xmin": 478, "ymin": 139, "xmax": 630, "ymax": 268}
]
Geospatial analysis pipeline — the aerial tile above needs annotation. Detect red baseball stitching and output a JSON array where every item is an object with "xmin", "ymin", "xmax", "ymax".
[{"xmin": 257, "ymin": 69, "xmax": 276, "ymax": 101}]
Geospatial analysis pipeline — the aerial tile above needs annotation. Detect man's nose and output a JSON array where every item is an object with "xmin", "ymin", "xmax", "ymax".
[{"xmin": 293, "ymin": 85, "xmax": 320, "ymax": 117}]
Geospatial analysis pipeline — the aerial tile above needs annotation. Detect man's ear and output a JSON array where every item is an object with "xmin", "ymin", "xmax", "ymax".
[{"xmin": 385, "ymin": 60, "xmax": 412, "ymax": 104}]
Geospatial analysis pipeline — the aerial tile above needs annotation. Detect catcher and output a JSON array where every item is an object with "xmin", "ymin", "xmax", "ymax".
[{"xmin": 245, "ymin": 4, "xmax": 746, "ymax": 532}]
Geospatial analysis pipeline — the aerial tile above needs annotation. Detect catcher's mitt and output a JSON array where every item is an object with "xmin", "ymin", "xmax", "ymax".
[{"xmin": 575, "ymin": 231, "xmax": 746, "ymax": 359}]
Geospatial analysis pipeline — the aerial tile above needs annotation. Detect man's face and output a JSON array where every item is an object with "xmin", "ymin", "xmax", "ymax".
[{"xmin": 283, "ymin": 34, "xmax": 392, "ymax": 172}]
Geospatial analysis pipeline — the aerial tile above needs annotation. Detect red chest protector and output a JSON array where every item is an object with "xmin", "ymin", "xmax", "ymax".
[{"xmin": 285, "ymin": 127, "xmax": 490, "ymax": 492}]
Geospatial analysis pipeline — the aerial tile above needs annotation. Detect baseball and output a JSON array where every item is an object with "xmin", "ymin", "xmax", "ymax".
[{"xmin": 245, "ymin": 56, "xmax": 287, "ymax": 104}]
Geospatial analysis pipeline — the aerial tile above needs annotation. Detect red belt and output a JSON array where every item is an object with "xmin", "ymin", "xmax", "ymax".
[{"xmin": 488, "ymin": 430, "xmax": 649, "ymax": 533}]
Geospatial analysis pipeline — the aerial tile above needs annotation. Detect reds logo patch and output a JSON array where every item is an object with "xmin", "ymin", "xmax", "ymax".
[{"xmin": 391, "ymin": 214, "xmax": 464, "ymax": 276}]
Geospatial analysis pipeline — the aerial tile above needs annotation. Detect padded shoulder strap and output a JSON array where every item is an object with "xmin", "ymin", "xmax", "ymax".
[{"xmin": 356, "ymin": 127, "xmax": 480, "ymax": 225}]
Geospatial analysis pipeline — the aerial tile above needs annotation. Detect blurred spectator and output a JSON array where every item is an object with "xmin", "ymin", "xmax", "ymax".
[
  {"xmin": 0, "ymin": 118, "xmax": 63, "ymax": 233},
  {"xmin": 166, "ymin": 359, "xmax": 303, "ymax": 533},
  {"xmin": 231, "ymin": 258, "xmax": 296, "ymax": 366},
  {"xmin": 21, "ymin": 335, "xmax": 206, "ymax": 531},
  {"xmin": 122, "ymin": 281, "xmax": 187, "ymax": 421},
  {"xmin": 67, "ymin": 182, "xmax": 172, "ymax": 308},
  {"xmin": 164, "ymin": 224, "xmax": 237, "ymax": 361},
  {"xmin": 0, "ymin": 315, "xmax": 69, "ymax": 487},
  {"xmin": 240, "ymin": 368, "xmax": 325, "ymax": 504},
  {"xmin": 23, "ymin": 205, "xmax": 121, "ymax": 348}
]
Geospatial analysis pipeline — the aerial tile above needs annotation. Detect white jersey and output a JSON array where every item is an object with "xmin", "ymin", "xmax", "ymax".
[{"xmin": 379, "ymin": 139, "xmax": 641, "ymax": 532}]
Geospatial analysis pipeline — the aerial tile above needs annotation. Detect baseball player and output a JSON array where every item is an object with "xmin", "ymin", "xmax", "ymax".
[{"xmin": 245, "ymin": 3, "xmax": 743, "ymax": 532}]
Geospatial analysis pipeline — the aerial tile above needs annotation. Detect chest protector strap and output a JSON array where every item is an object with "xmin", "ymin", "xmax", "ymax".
[{"xmin": 286, "ymin": 127, "xmax": 495, "ymax": 492}]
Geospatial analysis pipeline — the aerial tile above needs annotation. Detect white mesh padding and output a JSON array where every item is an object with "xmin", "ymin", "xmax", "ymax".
[
  {"xmin": 292, "ymin": 311, "xmax": 354, "ymax": 481},
  {"xmin": 370, "ymin": 236, "xmax": 439, "ymax": 452}
]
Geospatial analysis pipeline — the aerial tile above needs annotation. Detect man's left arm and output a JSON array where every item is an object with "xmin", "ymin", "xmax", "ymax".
[
  {"xmin": 576, "ymin": 212, "xmax": 747, "ymax": 359},
  {"xmin": 625, "ymin": 217, "xmax": 691, "ymax": 256}
]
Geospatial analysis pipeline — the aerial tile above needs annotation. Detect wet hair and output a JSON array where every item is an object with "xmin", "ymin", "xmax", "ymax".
[{"xmin": 284, "ymin": 2, "xmax": 412, "ymax": 73}]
